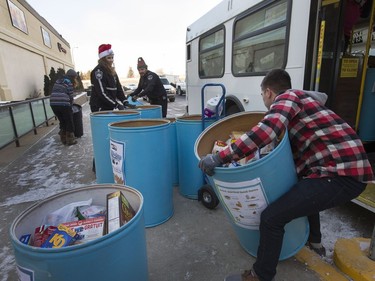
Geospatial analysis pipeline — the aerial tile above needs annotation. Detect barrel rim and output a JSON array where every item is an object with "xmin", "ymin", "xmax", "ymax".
[
  {"xmin": 90, "ymin": 110, "xmax": 140, "ymax": 117},
  {"xmin": 108, "ymin": 119, "xmax": 170, "ymax": 129}
]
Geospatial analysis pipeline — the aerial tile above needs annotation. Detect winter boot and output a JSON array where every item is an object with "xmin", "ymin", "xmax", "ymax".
[
  {"xmin": 58, "ymin": 130, "xmax": 66, "ymax": 145},
  {"xmin": 66, "ymin": 131, "xmax": 77, "ymax": 145},
  {"xmin": 306, "ymin": 241, "xmax": 326, "ymax": 257}
]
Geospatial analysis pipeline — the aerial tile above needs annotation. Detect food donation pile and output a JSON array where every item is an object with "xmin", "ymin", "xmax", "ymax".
[
  {"xmin": 211, "ymin": 131, "xmax": 278, "ymax": 167},
  {"xmin": 18, "ymin": 190, "xmax": 136, "ymax": 248}
]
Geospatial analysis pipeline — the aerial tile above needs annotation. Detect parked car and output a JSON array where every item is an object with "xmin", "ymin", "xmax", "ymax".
[
  {"xmin": 124, "ymin": 83, "xmax": 137, "ymax": 91},
  {"xmin": 160, "ymin": 77, "xmax": 176, "ymax": 102},
  {"xmin": 176, "ymin": 82, "xmax": 186, "ymax": 95}
]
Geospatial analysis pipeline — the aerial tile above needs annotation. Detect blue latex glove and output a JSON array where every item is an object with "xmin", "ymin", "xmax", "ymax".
[
  {"xmin": 198, "ymin": 154, "xmax": 222, "ymax": 176},
  {"xmin": 123, "ymin": 100, "xmax": 136, "ymax": 109}
]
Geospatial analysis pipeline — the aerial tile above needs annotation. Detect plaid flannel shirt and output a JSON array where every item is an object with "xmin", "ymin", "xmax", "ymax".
[{"xmin": 219, "ymin": 89, "xmax": 374, "ymax": 183}]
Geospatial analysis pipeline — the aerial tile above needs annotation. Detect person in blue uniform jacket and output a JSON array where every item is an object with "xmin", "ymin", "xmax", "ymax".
[{"xmin": 130, "ymin": 57, "xmax": 168, "ymax": 117}]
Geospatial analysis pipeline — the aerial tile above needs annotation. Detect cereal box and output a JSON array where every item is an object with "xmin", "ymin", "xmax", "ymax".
[
  {"xmin": 41, "ymin": 224, "xmax": 77, "ymax": 248},
  {"xmin": 106, "ymin": 191, "xmax": 136, "ymax": 234},
  {"xmin": 33, "ymin": 225, "xmax": 57, "ymax": 247},
  {"xmin": 230, "ymin": 131, "xmax": 245, "ymax": 142},
  {"xmin": 63, "ymin": 217, "xmax": 105, "ymax": 244},
  {"xmin": 19, "ymin": 234, "xmax": 32, "ymax": 245},
  {"xmin": 211, "ymin": 140, "xmax": 228, "ymax": 154},
  {"xmin": 76, "ymin": 205, "xmax": 106, "ymax": 220}
]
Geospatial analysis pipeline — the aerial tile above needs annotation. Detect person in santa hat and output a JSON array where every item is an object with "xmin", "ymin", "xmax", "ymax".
[
  {"xmin": 90, "ymin": 44, "xmax": 133, "ymax": 112},
  {"xmin": 130, "ymin": 57, "xmax": 168, "ymax": 117}
]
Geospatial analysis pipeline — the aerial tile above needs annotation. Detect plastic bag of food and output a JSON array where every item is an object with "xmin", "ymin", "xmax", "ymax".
[{"xmin": 41, "ymin": 199, "xmax": 92, "ymax": 226}]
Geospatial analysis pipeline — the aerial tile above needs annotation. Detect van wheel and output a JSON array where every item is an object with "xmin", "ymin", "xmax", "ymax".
[
  {"xmin": 225, "ymin": 105, "xmax": 240, "ymax": 116},
  {"xmin": 198, "ymin": 184, "xmax": 219, "ymax": 209},
  {"xmin": 169, "ymin": 97, "xmax": 175, "ymax": 102}
]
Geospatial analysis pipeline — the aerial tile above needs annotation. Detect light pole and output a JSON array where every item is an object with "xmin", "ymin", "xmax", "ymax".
[{"xmin": 71, "ymin": 46, "xmax": 78, "ymax": 67}]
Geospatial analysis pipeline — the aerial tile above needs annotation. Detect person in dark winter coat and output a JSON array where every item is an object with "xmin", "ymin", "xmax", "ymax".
[
  {"xmin": 50, "ymin": 69, "xmax": 78, "ymax": 145},
  {"xmin": 130, "ymin": 57, "xmax": 168, "ymax": 117},
  {"xmin": 90, "ymin": 44, "xmax": 131, "ymax": 112}
]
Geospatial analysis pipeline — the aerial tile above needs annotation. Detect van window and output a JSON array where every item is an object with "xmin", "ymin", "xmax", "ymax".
[
  {"xmin": 187, "ymin": 44, "xmax": 191, "ymax": 61},
  {"xmin": 199, "ymin": 28, "xmax": 225, "ymax": 78},
  {"xmin": 232, "ymin": 0, "xmax": 289, "ymax": 75}
]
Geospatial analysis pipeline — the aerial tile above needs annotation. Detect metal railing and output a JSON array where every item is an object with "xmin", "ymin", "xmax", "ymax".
[{"xmin": 0, "ymin": 97, "xmax": 56, "ymax": 149}]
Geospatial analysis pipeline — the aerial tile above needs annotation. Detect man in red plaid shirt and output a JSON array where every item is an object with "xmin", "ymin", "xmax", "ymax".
[{"xmin": 199, "ymin": 69, "xmax": 374, "ymax": 281}]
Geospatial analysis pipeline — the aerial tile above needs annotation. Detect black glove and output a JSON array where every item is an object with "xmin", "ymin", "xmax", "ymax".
[
  {"xmin": 123, "ymin": 100, "xmax": 136, "ymax": 109},
  {"xmin": 198, "ymin": 154, "xmax": 223, "ymax": 176},
  {"xmin": 115, "ymin": 102, "xmax": 125, "ymax": 110}
]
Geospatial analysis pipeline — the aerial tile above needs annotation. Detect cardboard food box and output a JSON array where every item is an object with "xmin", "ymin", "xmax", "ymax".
[
  {"xmin": 19, "ymin": 234, "xmax": 32, "ymax": 245},
  {"xmin": 33, "ymin": 225, "xmax": 57, "ymax": 247},
  {"xmin": 212, "ymin": 140, "xmax": 228, "ymax": 154},
  {"xmin": 76, "ymin": 205, "xmax": 106, "ymax": 220},
  {"xmin": 63, "ymin": 217, "xmax": 105, "ymax": 244},
  {"xmin": 106, "ymin": 191, "xmax": 136, "ymax": 234},
  {"xmin": 230, "ymin": 131, "xmax": 245, "ymax": 142},
  {"xmin": 41, "ymin": 224, "xmax": 77, "ymax": 248}
]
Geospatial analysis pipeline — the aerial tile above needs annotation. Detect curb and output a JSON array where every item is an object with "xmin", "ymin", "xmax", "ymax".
[
  {"xmin": 334, "ymin": 238, "xmax": 375, "ymax": 281},
  {"xmin": 295, "ymin": 247, "xmax": 350, "ymax": 281}
]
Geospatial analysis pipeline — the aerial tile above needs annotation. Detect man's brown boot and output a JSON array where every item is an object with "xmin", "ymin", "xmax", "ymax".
[
  {"xmin": 66, "ymin": 132, "xmax": 77, "ymax": 145},
  {"xmin": 241, "ymin": 269, "xmax": 260, "ymax": 281},
  {"xmin": 58, "ymin": 130, "xmax": 66, "ymax": 145}
]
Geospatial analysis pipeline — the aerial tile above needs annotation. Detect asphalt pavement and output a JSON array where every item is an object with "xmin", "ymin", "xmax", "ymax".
[{"xmin": 0, "ymin": 94, "xmax": 373, "ymax": 281}]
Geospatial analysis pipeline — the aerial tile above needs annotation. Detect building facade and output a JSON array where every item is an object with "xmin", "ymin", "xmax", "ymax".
[{"xmin": 0, "ymin": 0, "xmax": 73, "ymax": 101}]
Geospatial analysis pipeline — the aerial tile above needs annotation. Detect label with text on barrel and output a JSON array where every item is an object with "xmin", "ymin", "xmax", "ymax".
[
  {"xmin": 16, "ymin": 265, "xmax": 34, "ymax": 281},
  {"xmin": 213, "ymin": 177, "xmax": 268, "ymax": 230},
  {"xmin": 110, "ymin": 140, "xmax": 125, "ymax": 185}
]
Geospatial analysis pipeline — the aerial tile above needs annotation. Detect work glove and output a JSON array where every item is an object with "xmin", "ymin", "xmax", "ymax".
[{"xmin": 198, "ymin": 153, "xmax": 223, "ymax": 176}]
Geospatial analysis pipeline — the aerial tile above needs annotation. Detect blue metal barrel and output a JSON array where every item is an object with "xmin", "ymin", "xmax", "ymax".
[
  {"xmin": 165, "ymin": 117, "xmax": 178, "ymax": 186},
  {"xmin": 90, "ymin": 111, "xmax": 140, "ymax": 184},
  {"xmin": 195, "ymin": 111, "xmax": 309, "ymax": 260},
  {"xmin": 10, "ymin": 184, "xmax": 148, "ymax": 281},
  {"xmin": 176, "ymin": 115, "xmax": 213, "ymax": 199},
  {"xmin": 108, "ymin": 119, "xmax": 173, "ymax": 227},
  {"xmin": 135, "ymin": 105, "xmax": 162, "ymax": 119}
]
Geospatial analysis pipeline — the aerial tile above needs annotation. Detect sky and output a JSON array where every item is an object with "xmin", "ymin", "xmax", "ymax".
[{"xmin": 25, "ymin": 0, "xmax": 223, "ymax": 79}]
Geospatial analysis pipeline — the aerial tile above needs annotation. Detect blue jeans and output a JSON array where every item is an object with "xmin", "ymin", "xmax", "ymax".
[{"xmin": 253, "ymin": 176, "xmax": 366, "ymax": 281}]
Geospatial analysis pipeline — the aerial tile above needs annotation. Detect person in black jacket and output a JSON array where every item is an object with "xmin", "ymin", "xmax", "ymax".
[
  {"xmin": 130, "ymin": 57, "xmax": 168, "ymax": 117},
  {"xmin": 90, "ymin": 44, "xmax": 131, "ymax": 112},
  {"xmin": 50, "ymin": 69, "xmax": 78, "ymax": 145}
]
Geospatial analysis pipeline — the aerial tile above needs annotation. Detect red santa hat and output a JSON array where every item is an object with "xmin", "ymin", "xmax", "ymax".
[{"xmin": 98, "ymin": 44, "xmax": 114, "ymax": 59}]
